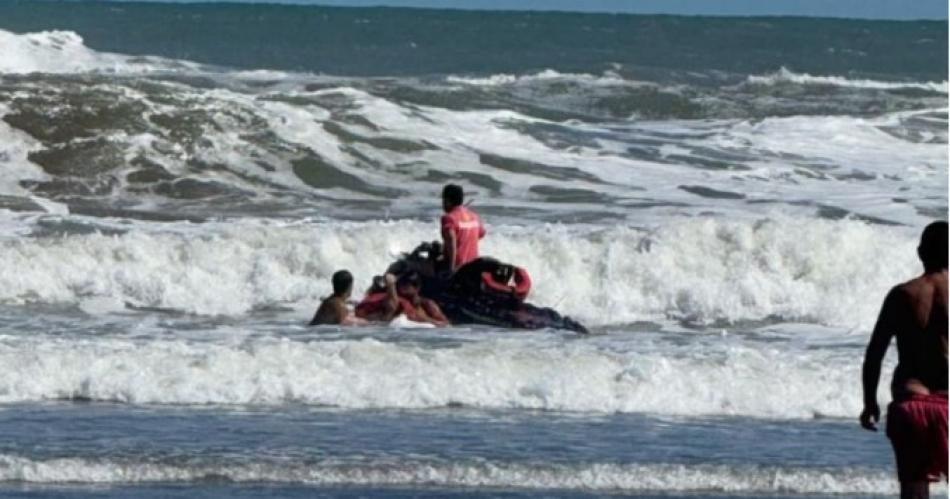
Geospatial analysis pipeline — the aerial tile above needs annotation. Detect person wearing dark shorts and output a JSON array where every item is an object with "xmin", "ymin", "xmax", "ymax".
[{"xmin": 861, "ymin": 221, "xmax": 948, "ymax": 499}]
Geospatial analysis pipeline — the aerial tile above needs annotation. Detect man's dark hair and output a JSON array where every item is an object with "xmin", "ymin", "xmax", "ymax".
[
  {"xmin": 332, "ymin": 270, "xmax": 354, "ymax": 296},
  {"xmin": 919, "ymin": 221, "xmax": 948, "ymax": 271},
  {"xmin": 442, "ymin": 184, "xmax": 464, "ymax": 208}
]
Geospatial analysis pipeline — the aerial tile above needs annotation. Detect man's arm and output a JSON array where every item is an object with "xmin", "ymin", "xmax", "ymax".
[
  {"xmin": 422, "ymin": 299, "xmax": 449, "ymax": 327},
  {"xmin": 332, "ymin": 300, "xmax": 350, "ymax": 325},
  {"xmin": 860, "ymin": 287, "xmax": 900, "ymax": 431},
  {"xmin": 382, "ymin": 273, "xmax": 401, "ymax": 321},
  {"xmin": 341, "ymin": 313, "xmax": 369, "ymax": 326},
  {"xmin": 442, "ymin": 226, "xmax": 457, "ymax": 273},
  {"xmin": 335, "ymin": 301, "xmax": 368, "ymax": 326},
  {"xmin": 478, "ymin": 219, "xmax": 486, "ymax": 240}
]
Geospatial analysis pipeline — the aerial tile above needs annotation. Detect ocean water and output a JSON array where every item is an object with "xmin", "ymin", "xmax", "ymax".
[{"xmin": 0, "ymin": 1, "xmax": 947, "ymax": 497}]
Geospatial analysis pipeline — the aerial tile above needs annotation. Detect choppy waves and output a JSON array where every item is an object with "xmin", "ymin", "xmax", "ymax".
[
  {"xmin": 0, "ymin": 216, "xmax": 919, "ymax": 327},
  {"xmin": 0, "ymin": 454, "xmax": 904, "ymax": 494},
  {"xmin": 0, "ymin": 16, "xmax": 943, "ymax": 497},
  {"xmin": 0, "ymin": 29, "xmax": 195, "ymax": 75},
  {"xmin": 0, "ymin": 330, "xmax": 888, "ymax": 417},
  {"xmin": 748, "ymin": 66, "xmax": 948, "ymax": 94},
  {"xmin": 0, "ymin": 29, "xmax": 945, "ymax": 227}
]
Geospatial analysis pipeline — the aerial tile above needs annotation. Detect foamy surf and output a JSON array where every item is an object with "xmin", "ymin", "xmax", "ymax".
[
  {"xmin": 747, "ymin": 67, "xmax": 948, "ymax": 94},
  {"xmin": 0, "ymin": 8, "xmax": 944, "ymax": 498},
  {"xmin": 0, "ymin": 29, "xmax": 199, "ymax": 75},
  {"xmin": 0, "ymin": 330, "xmax": 894, "ymax": 417},
  {"xmin": 0, "ymin": 28, "xmax": 944, "ymax": 227},
  {"xmin": 0, "ymin": 454, "xmax": 906, "ymax": 495},
  {"xmin": 0, "ymin": 216, "xmax": 920, "ymax": 328}
]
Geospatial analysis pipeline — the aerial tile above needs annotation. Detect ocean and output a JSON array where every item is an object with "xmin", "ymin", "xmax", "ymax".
[{"xmin": 0, "ymin": 1, "xmax": 947, "ymax": 497}]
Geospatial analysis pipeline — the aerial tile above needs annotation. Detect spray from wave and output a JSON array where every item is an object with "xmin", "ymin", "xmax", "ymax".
[
  {"xmin": 0, "ymin": 329, "xmax": 892, "ymax": 417},
  {"xmin": 0, "ymin": 216, "xmax": 919, "ymax": 327}
]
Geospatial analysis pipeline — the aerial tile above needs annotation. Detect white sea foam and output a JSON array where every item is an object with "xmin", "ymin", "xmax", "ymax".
[
  {"xmin": 0, "ymin": 454, "xmax": 905, "ymax": 494},
  {"xmin": 0, "ymin": 30, "xmax": 108, "ymax": 74},
  {"xmin": 446, "ymin": 69, "xmax": 629, "ymax": 87},
  {"xmin": 0, "ymin": 216, "xmax": 920, "ymax": 327},
  {"xmin": 0, "ymin": 103, "xmax": 50, "ymax": 198},
  {"xmin": 0, "ymin": 328, "xmax": 894, "ymax": 417},
  {"xmin": 8, "ymin": 82, "xmax": 945, "ymax": 228},
  {"xmin": 0, "ymin": 30, "xmax": 944, "ymax": 227},
  {"xmin": 0, "ymin": 29, "xmax": 193, "ymax": 75},
  {"xmin": 747, "ymin": 67, "xmax": 948, "ymax": 94}
]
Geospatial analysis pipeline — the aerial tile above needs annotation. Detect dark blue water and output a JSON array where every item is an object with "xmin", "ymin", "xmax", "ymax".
[{"xmin": 1, "ymin": 0, "xmax": 945, "ymax": 80}]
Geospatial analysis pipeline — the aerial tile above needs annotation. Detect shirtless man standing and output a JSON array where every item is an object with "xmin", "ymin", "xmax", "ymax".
[{"xmin": 861, "ymin": 221, "xmax": 948, "ymax": 499}]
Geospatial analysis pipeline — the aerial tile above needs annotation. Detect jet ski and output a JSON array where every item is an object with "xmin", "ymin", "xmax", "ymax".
[{"xmin": 367, "ymin": 241, "xmax": 589, "ymax": 334}]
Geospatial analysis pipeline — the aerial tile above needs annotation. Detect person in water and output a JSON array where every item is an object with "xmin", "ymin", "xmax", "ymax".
[
  {"xmin": 441, "ymin": 184, "xmax": 485, "ymax": 273},
  {"xmin": 355, "ymin": 272, "xmax": 448, "ymax": 326},
  {"xmin": 396, "ymin": 272, "xmax": 449, "ymax": 327},
  {"xmin": 309, "ymin": 270, "xmax": 368, "ymax": 326},
  {"xmin": 355, "ymin": 273, "xmax": 400, "ymax": 322},
  {"xmin": 861, "ymin": 221, "xmax": 948, "ymax": 499}
]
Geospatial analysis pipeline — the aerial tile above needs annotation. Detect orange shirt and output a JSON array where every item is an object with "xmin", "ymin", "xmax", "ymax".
[{"xmin": 441, "ymin": 206, "xmax": 485, "ymax": 269}]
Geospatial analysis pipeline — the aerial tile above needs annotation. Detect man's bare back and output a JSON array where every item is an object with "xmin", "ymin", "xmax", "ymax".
[
  {"xmin": 889, "ymin": 273, "xmax": 949, "ymax": 397},
  {"xmin": 308, "ymin": 270, "xmax": 368, "ymax": 327},
  {"xmin": 862, "ymin": 268, "xmax": 948, "ymax": 430},
  {"xmin": 309, "ymin": 296, "xmax": 349, "ymax": 326},
  {"xmin": 861, "ymin": 221, "xmax": 948, "ymax": 499}
]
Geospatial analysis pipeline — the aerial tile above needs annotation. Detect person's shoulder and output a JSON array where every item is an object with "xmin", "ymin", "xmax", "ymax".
[
  {"xmin": 887, "ymin": 282, "xmax": 912, "ymax": 301},
  {"xmin": 897, "ymin": 275, "xmax": 936, "ymax": 298},
  {"xmin": 317, "ymin": 295, "xmax": 344, "ymax": 312},
  {"xmin": 315, "ymin": 296, "xmax": 333, "ymax": 311},
  {"xmin": 900, "ymin": 273, "xmax": 949, "ymax": 305},
  {"xmin": 441, "ymin": 211, "xmax": 456, "ymax": 226},
  {"xmin": 320, "ymin": 295, "xmax": 342, "ymax": 306}
]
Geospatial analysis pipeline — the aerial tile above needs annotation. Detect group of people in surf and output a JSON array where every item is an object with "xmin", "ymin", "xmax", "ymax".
[
  {"xmin": 306, "ymin": 180, "xmax": 950, "ymax": 497},
  {"xmin": 308, "ymin": 183, "xmax": 529, "ymax": 328}
]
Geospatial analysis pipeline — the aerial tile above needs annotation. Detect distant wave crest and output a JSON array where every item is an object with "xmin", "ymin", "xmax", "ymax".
[{"xmin": 747, "ymin": 67, "xmax": 948, "ymax": 93}]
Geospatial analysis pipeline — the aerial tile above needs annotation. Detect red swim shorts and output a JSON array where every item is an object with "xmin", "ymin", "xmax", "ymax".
[{"xmin": 887, "ymin": 393, "xmax": 948, "ymax": 483}]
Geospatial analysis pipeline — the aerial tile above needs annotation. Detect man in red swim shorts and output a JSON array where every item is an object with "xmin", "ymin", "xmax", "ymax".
[
  {"xmin": 861, "ymin": 221, "xmax": 948, "ymax": 499},
  {"xmin": 440, "ymin": 184, "xmax": 485, "ymax": 273}
]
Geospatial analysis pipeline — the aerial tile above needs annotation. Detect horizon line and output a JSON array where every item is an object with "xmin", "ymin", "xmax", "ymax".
[{"xmin": 39, "ymin": 0, "xmax": 950, "ymax": 22}]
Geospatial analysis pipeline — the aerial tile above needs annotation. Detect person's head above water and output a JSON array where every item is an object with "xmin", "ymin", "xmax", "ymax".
[
  {"xmin": 331, "ymin": 270, "xmax": 354, "ymax": 297},
  {"xmin": 396, "ymin": 271, "xmax": 422, "ymax": 298},
  {"xmin": 918, "ymin": 221, "xmax": 948, "ymax": 272},
  {"xmin": 442, "ymin": 184, "xmax": 464, "ymax": 212}
]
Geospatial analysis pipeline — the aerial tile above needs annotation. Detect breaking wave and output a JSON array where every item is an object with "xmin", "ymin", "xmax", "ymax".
[
  {"xmin": 0, "ymin": 29, "xmax": 945, "ymax": 227},
  {"xmin": 0, "ymin": 29, "xmax": 195, "ymax": 75},
  {"xmin": 747, "ymin": 67, "xmax": 948, "ymax": 94},
  {"xmin": 0, "ymin": 217, "xmax": 920, "ymax": 328},
  {"xmin": 0, "ymin": 455, "xmax": 903, "ymax": 494},
  {"xmin": 0, "ymin": 325, "xmax": 892, "ymax": 417}
]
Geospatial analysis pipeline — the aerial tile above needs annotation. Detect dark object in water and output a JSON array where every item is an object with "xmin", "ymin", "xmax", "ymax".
[{"xmin": 377, "ymin": 242, "xmax": 589, "ymax": 334}]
